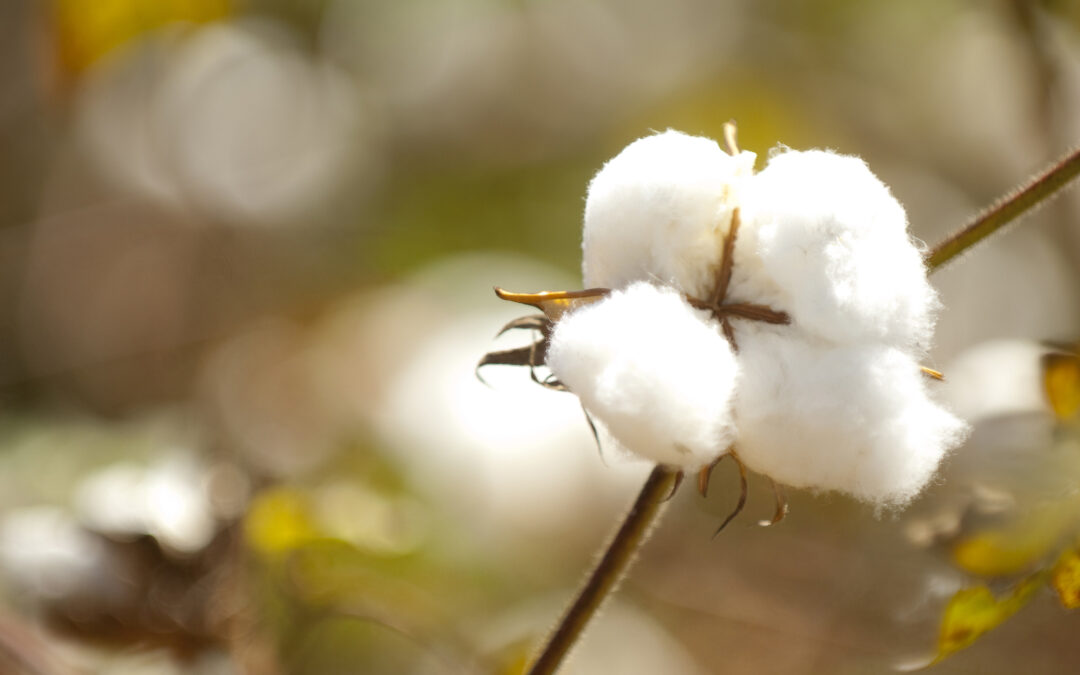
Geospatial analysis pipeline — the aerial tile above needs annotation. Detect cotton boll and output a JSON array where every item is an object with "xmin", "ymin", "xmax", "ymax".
[
  {"xmin": 547, "ymin": 282, "xmax": 739, "ymax": 469},
  {"xmin": 583, "ymin": 130, "xmax": 755, "ymax": 298},
  {"xmin": 734, "ymin": 330, "xmax": 968, "ymax": 505},
  {"xmin": 942, "ymin": 339, "xmax": 1050, "ymax": 424},
  {"xmin": 0, "ymin": 507, "xmax": 108, "ymax": 600},
  {"xmin": 735, "ymin": 149, "xmax": 938, "ymax": 350}
]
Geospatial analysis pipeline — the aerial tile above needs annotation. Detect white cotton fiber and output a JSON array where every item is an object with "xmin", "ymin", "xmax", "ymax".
[
  {"xmin": 546, "ymin": 282, "xmax": 739, "ymax": 469},
  {"xmin": 733, "ymin": 329, "xmax": 969, "ymax": 506},
  {"xmin": 582, "ymin": 130, "xmax": 756, "ymax": 298},
  {"xmin": 530, "ymin": 130, "xmax": 968, "ymax": 507},
  {"xmin": 733, "ymin": 149, "xmax": 938, "ymax": 350}
]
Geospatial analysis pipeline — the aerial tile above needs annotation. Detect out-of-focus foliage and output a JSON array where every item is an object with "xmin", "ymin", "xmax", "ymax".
[
  {"xmin": 51, "ymin": 0, "xmax": 232, "ymax": 76},
  {"xmin": 1043, "ymin": 351, "xmax": 1080, "ymax": 421},
  {"xmin": 926, "ymin": 541, "xmax": 1080, "ymax": 666},
  {"xmin": 916, "ymin": 342, "xmax": 1080, "ymax": 665},
  {"xmin": 1050, "ymin": 544, "xmax": 1080, "ymax": 608},
  {"xmin": 950, "ymin": 498, "xmax": 1080, "ymax": 577},
  {"xmin": 246, "ymin": 488, "xmax": 322, "ymax": 556},
  {"xmin": 932, "ymin": 572, "xmax": 1047, "ymax": 665}
]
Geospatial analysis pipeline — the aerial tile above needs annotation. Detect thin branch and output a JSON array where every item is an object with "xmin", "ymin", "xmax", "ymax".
[
  {"xmin": 926, "ymin": 145, "xmax": 1080, "ymax": 272},
  {"xmin": 526, "ymin": 465, "xmax": 678, "ymax": 675}
]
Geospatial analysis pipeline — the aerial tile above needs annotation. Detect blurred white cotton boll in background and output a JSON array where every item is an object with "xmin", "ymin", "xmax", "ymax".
[
  {"xmin": 736, "ymin": 149, "xmax": 938, "ymax": 350},
  {"xmin": 547, "ymin": 282, "xmax": 739, "ymax": 469},
  {"xmin": 319, "ymin": 0, "xmax": 742, "ymax": 164},
  {"xmin": 73, "ymin": 32, "xmax": 190, "ymax": 210},
  {"xmin": 905, "ymin": 340, "xmax": 1080, "ymax": 550},
  {"xmin": 375, "ymin": 314, "xmax": 646, "ymax": 539},
  {"xmin": 931, "ymin": 228, "xmax": 1080, "ymax": 363},
  {"xmin": 0, "ymin": 507, "xmax": 108, "ymax": 601},
  {"xmin": 942, "ymin": 339, "xmax": 1051, "ymax": 424},
  {"xmin": 370, "ymin": 254, "xmax": 646, "ymax": 541},
  {"xmin": 734, "ymin": 330, "xmax": 969, "ymax": 506},
  {"xmin": 582, "ymin": 130, "xmax": 755, "ymax": 297},
  {"xmin": 159, "ymin": 21, "xmax": 372, "ymax": 226},
  {"xmin": 73, "ymin": 19, "xmax": 376, "ymax": 228},
  {"xmin": 74, "ymin": 455, "xmax": 218, "ymax": 555},
  {"xmin": 937, "ymin": 340, "xmax": 1075, "ymax": 502}
]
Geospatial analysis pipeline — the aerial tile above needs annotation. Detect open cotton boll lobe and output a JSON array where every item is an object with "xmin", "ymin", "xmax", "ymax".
[
  {"xmin": 733, "ymin": 330, "xmax": 969, "ymax": 506},
  {"xmin": 582, "ymin": 130, "xmax": 756, "ymax": 298},
  {"xmin": 734, "ymin": 149, "xmax": 939, "ymax": 351},
  {"xmin": 529, "ymin": 129, "xmax": 965, "ymax": 505},
  {"xmin": 546, "ymin": 282, "xmax": 739, "ymax": 470}
]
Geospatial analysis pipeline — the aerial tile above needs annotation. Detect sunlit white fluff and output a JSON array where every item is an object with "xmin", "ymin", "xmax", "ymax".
[
  {"xmin": 547, "ymin": 282, "xmax": 739, "ymax": 469},
  {"xmin": 732, "ymin": 328, "xmax": 968, "ymax": 506},
  {"xmin": 0, "ymin": 507, "xmax": 108, "ymax": 600},
  {"xmin": 733, "ymin": 149, "xmax": 938, "ymax": 351},
  {"xmin": 582, "ymin": 130, "xmax": 756, "ymax": 298},
  {"xmin": 541, "ymin": 131, "xmax": 971, "ymax": 504}
]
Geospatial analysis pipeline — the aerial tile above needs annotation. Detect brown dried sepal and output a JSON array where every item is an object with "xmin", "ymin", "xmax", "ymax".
[
  {"xmin": 759, "ymin": 479, "xmax": 789, "ymax": 527},
  {"xmin": 493, "ymin": 287, "xmax": 611, "ymax": 322},
  {"xmin": 479, "ymin": 287, "xmax": 614, "ymax": 390},
  {"xmin": 713, "ymin": 454, "xmax": 749, "ymax": 537},
  {"xmin": 477, "ymin": 304, "xmax": 561, "ymax": 389}
]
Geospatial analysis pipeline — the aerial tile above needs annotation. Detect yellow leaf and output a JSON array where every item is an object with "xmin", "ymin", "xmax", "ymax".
[
  {"xmin": 51, "ymin": 0, "xmax": 231, "ymax": 76},
  {"xmin": 245, "ymin": 487, "xmax": 321, "ymax": 555},
  {"xmin": 951, "ymin": 499, "xmax": 1080, "ymax": 577},
  {"xmin": 1051, "ymin": 545, "xmax": 1080, "ymax": 609},
  {"xmin": 934, "ymin": 573, "xmax": 1045, "ymax": 663},
  {"xmin": 953, "ymin": 530, "xmax": 1053, "ymax": 577},
  {"xmin": 1042, "ymin": 352, "xmax": 1080, "ymax": 421}
]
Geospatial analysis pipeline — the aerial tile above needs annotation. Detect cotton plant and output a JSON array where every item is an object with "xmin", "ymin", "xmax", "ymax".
[
  {"xmin": 479, "ymin": 123, "xmax": 1080, "ymax": 674},
  {"xmin": 487, "ymin": 128, "xmax": 963, "ymax": 508}
]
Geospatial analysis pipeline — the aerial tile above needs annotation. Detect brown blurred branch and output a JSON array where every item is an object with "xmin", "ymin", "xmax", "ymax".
[{"xmin": 0, "ymin": 613, "xmax": 83, "ymax": 675}]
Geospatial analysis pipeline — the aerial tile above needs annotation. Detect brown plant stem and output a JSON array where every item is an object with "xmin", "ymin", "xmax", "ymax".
[
  {"xmin": 926, "ymin": 145, "xmax": 1080, "ymax": 272},
  {"xmin": 525, "ymin": 465, "xmax": 678, "ymax": 675}
]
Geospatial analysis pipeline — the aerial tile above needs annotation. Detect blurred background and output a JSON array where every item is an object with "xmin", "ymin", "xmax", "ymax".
[{"xmin": 1, "ymin": 0, "xmax": 1080, "ymax": 673}]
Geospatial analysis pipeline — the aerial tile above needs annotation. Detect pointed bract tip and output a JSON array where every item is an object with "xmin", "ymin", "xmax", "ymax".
[{"xmin": 921, "ymin": 366, "xmax": 945, "ymax": 381}]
